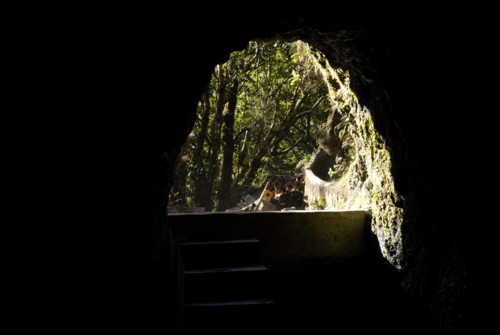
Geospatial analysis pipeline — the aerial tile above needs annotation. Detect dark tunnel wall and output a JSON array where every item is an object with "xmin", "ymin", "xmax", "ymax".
[{"xmin": 54, "ymin": 8, "xmax": 499, "ymax": 335}]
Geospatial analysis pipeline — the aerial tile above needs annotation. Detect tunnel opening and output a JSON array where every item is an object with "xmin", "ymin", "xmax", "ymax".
[
  {"xmin": 62, "ymin": 13, "xmax": 500, "ymax": 335},
  {"xmin": 167, "ymin": 34, "xmax": 412, "ymax": 333},
  {"xmin": 169, "ymin": 34, "xmax": 404, "ymax": 268},
  {"xmin": 169, "ymin": 39, "xmax": 330, "ymax": 213}
]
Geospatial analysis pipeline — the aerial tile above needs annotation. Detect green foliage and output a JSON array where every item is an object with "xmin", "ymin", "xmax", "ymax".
[
  {"xmin": 184, "ymin": 40, "xmax": 330, "ymax": 210},
  {"xmin": 327, "ymin": 167, "xmax": 334, "ymax": 180},
  {"xmin": 310, "ymin": 196, "xmax": 326, "ymax": 210}
]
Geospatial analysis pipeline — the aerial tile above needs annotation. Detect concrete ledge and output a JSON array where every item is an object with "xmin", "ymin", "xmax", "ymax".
[{"xmin": 169, "ymin": 210, "xmax": 370, "ymax": 266}]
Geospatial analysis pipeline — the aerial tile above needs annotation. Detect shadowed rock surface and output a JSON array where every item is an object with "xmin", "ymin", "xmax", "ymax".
[{"xmin": 53, "ymin": 7, "xmax": 499, "ymax": 335}]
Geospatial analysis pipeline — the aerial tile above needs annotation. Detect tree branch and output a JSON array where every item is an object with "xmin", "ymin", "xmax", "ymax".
[{"xmin": 272, "ymin": 138, "xmax": 303, "ymax": 156}]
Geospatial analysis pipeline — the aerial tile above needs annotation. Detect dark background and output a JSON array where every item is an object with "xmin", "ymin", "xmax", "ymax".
[{"xmin": 30, "ymin": 6, "xmax": 498, "ymax": 334}]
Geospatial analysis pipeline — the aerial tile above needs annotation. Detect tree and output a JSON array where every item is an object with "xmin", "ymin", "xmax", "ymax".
[
  {"xmin": 217, "ymin": 78, "xmax": 238, "ymax": 211},
  {"xmin": 182, "ymin": 40, "xmax": 331, "ymax": 211}
]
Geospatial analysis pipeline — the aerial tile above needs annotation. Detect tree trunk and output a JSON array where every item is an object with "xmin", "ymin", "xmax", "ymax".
[
  {"xmin": 234, "ymin": 129, "xmax": 249, "ymax": 186},
  {"xmin": 217, "ymin": 79, "xmax": 238, "ymax": 211},
  {"xmin": 192, "ymin": 91, "xmax": 210, "ymax": 166},
  {"xmin": 192, "ymin": 91, "xmax": 213, "ymax": 209},
  {"xmin": 197, "ymin": 65, "xmax": 227, "ymax": 211},
  {"xmin": 241, "ymin": 147, "xmax": 267, "ymax": 187}
]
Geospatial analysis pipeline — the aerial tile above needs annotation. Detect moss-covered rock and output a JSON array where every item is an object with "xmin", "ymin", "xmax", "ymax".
[{"xmin": 302, "ymin": 44, "xmax": 404, "ymax": 267}]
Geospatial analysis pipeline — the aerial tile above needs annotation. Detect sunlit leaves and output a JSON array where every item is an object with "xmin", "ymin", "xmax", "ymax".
[{"xmin": 185, "ymin": 40, "xmax": 331, "ymax": 209}]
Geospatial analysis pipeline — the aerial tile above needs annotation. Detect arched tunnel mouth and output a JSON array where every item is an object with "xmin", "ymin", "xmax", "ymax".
[
  {"xmin": 169, "ymin": 31, "xmax": 405, "ymax": 268},
  {"xmin": 58, "ymin": 13, "xmax": 498, "ymax": 335}
]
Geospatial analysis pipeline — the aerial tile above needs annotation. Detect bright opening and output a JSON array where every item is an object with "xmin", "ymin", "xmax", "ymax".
[{"xmin": 169, "ymin": 39, "xmax": 402, "ymax": 263}]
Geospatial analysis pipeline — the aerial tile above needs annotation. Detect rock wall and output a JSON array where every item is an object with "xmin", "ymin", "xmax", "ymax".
[
  {"xmin": 62, "ymin": 10, "xmax": 498, "ymax": 335},
  {"xmin": 295, "ymin": 37, "xmax": 403, "ymax": 267}
]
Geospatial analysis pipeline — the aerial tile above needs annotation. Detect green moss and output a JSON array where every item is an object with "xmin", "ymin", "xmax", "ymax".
[
  {"xmin": 307, "ymin": 49, "xmax": 404, "ymax": 267},
  {"xmin": 310, "ymin": 196, "xmax": 326, "ymax": 210}
]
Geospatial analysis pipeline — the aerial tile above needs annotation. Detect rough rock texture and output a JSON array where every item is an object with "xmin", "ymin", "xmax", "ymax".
[
  {"xmin": 297, "ymin": 45, "xmax": 404, "ymax": 267},
  {"xmin": 60, "ymin": 8, "xmax": 498, "ymax": 335},
  {"xmin": 304, "ymin": 150, "xmax": 370, "ymax": 210}
]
